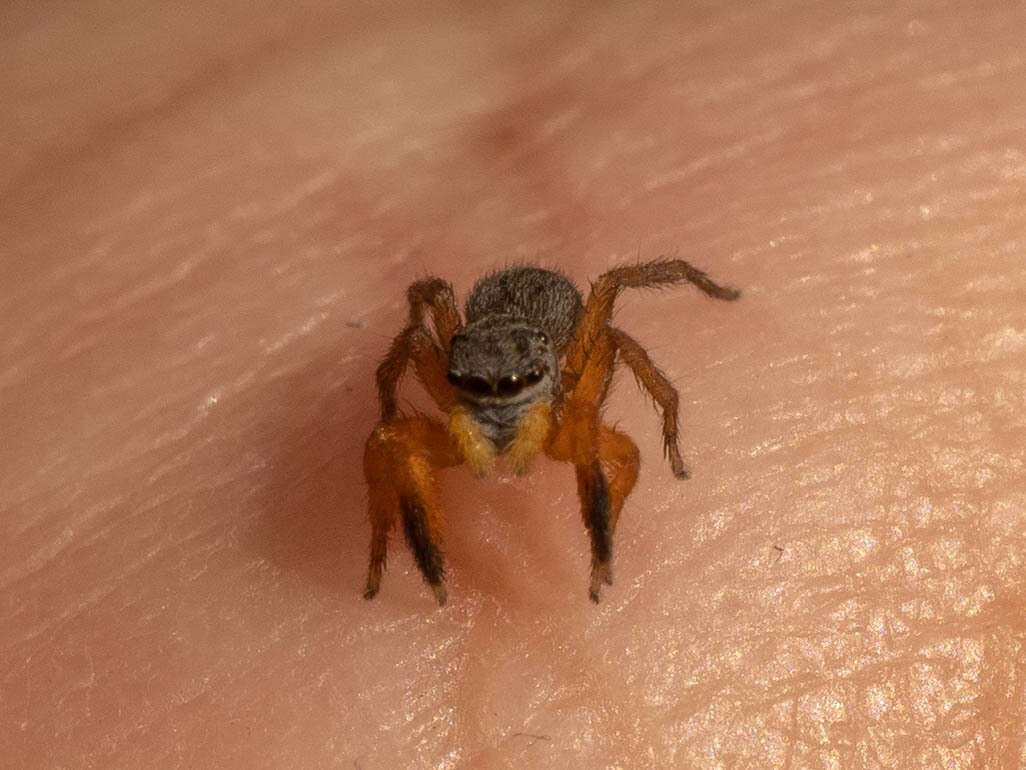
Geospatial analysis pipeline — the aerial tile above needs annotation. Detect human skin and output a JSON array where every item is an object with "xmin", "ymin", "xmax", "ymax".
[{"xmin": 3, "ymin": 1, "xmax": 1025, "ymax": 768}]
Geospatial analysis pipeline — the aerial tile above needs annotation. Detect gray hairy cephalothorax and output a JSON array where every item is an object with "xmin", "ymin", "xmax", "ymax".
[{"xmin": 447, "ymin": 267, "xmax": 583, "ymax": 450}]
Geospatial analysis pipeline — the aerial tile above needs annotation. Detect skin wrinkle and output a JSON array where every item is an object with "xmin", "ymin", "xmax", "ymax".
[{"xmin": 2, "ymin": 1, "xmax": 1026, "ymax": 768}]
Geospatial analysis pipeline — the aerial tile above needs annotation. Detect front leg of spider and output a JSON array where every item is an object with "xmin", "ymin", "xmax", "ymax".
[{"xmin": 363, "ymin": 278, "xmax": 463, "ymax": 606}]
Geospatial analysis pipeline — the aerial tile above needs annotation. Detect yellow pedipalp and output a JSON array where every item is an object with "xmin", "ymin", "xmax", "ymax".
[
  {"xmin": 448, "ymin": 407, "xmax": 495, "ymax": 478},
  {"xmin": 509, "ymin": 400, "xmax": 553, "ymax": 476}
]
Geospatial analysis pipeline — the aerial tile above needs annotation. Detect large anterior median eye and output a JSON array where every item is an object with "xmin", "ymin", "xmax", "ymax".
[
  {"xmin": 449, "ymin": 371, "xmax": 540, "ymax": 397},
  {"xmin": 462, "ymin": 376, "xmax": 493, "ymax": 396},
  {"xmin": 496, "ymin": 374, "xmax": 526, "ymax": 396},
  {"xmin": 448, "ymin": 371, "xmax": 494, "ymax": 396}
]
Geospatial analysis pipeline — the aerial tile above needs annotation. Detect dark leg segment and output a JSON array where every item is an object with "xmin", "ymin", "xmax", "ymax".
[
  {"xmin": 577, "ymin": 460, "xmax": 613, "ymax": 602},
  {"xmin": 399, "ymin": 497, "xmax": 447, "ymax": 605},
  {"xmin": 363, "ymin": 482, "xmax": 395, "ymax": 600},
  {"xmin": 548, "ymin": 334, "xmax": 641, "ymax": 602},
  {"xmin": 363, "ymin": 416, "xmax": 460, "ymax": 605}
]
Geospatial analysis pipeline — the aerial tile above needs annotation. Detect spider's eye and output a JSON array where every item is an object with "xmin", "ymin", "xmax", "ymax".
[
  {"xmin": 463, "ymin": 376, "xmax": 493, "ymax": 396},
  {"xmin": 524, "ymin": 368, "xmax": 544, "ymax": 384},
  {"xmin": 446, "ymin": 371, "xmax": 462, "ymax": 386},
  {"xmin": 496, "ymin": 374, "xmax": 524, "ymax": 396}
]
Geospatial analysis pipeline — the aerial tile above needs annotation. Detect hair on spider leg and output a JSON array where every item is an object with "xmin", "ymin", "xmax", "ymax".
[{"xmin": 361, "ymin": 257, "xmax": 740, "ymax": 605}]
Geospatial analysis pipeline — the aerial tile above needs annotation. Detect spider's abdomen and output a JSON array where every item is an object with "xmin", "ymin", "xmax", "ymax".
[{"xmin": 465, "ymin": 267, "xmax": 583, "ymax": 353}]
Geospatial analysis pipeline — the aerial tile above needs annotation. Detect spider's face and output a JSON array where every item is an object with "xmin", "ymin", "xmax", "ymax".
[{"xmin": 447, "ymin": 316, "xmax": 558, "ymax": 408}]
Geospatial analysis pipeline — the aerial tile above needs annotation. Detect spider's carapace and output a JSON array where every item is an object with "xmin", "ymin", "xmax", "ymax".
[{"xmin": 363, "ymin": 259, "xmax": 740, "ymax": 605}]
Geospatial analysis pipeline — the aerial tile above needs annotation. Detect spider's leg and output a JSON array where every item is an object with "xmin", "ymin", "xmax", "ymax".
[
  {"xmin": 363, "ymin": 468, "xmax": 396, "ymax": 601},
  {"xmin": 564, "ymin": 258, "xmax": 739, "ymax": 381},
  {"xmin": 599, "ymin": 424, "xmax": 641, "ymax": 536},
  {"xmin": 609, "ymin": 327, "xmax": 689, "ymax": 479},
  {"xmin": 376, "ymin": 278, "xmax": 461, "ymax": 421},
  {"xmin": 376, "ymin": 326, "xmax": 454, "ymax": 419},
  {"xmin": 575, "ymin": 458, "xmax": 611, "ymax": 600},
  {"xmin": 573, "ymin": 425, "xmax": 640, "ymax": 601},
  {"xmin": 363, "ymin": 415, "xmax": 461, "ymax": 606},
  {"xmin": 405, "ymin": 277, "xmax": 461, "ymax": 351},
  {"xmin": 549, "ymin": 329, "xmax": 638, "ymax": 602}
]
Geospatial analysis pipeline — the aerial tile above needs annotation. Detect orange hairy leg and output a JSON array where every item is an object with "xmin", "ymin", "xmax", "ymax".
[
  {"xmin": 609, "ymin": 327, "xmax": 690, "ymax": 479},
  {"xmin": 543, "ymin": 259, "xmax": 740, "ymax": 600},
  {"xmin": 578, "ymin": 426, "xmax": 640, "ymax": 600},
  {"xmin": 400, "ymin": 277, "xmax": 461, "ymax": 347},
  {"xmin": 375, "ymin": 278, "xmax": 460, "ymax": 420},
  {"xmin": 363, "ymin": 415, "xmax": 462, "ymax": 605},
  {"xmin": 365, "ymin": 279, "xmax": 463, "ymax": 603},
  {"xmin": 549, "ymin": 328, "xmax": 640, "ymax": 601},
  {"xmin": 599, "ymin": 425, "xmax": 641, "ymax": 533},
  {"xmin": 550, "ymin": 258, "xmax": 742, "ymax": 600},
  {"xmin": 563, "ymin": 259, "xmax": 740, "ymax": 392},
  {"xmin": 549, "ymin": 404, "xmax": 640, "ymax": 602}
]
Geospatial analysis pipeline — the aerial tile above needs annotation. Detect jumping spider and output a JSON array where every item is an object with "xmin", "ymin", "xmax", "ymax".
[{"xmin": 363, "ymin": 259, "xmax": 740, "ymax": 605}]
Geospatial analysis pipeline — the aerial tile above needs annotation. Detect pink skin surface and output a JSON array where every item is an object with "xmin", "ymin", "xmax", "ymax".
[{"xmin": 3, "ymin": 2, "xmax": 1025, "ymax": 767}]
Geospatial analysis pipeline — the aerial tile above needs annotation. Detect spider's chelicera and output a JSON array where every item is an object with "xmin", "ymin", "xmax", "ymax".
[{"xmin": 363, "ymin": 259, "xmax": 740, "ymax": 605}]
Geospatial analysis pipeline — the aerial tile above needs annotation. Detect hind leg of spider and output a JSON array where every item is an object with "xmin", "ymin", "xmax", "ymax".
[
  {"xmin": 363, "ymin": 415, "xmax": 461, "ymax": 605},
  {"xmin": 610, "ymin": 326, "xmax": 690, "ymax": 479}
]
